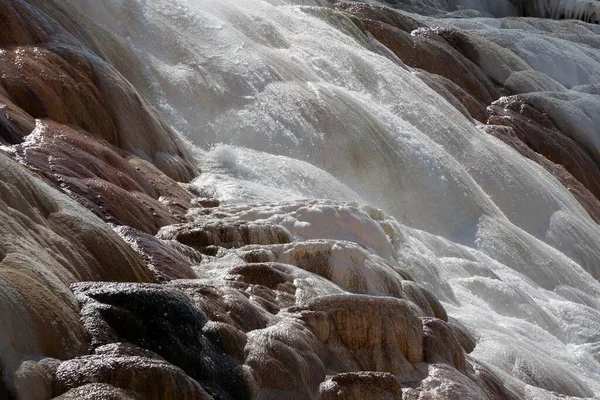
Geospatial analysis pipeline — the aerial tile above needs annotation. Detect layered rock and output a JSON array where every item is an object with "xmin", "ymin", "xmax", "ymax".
[
  {"xmin": 485, "ymin": 96, "xmax": 600, "ymax": 223},
  {"xmin": 0, "ymin": 0, "xmax": 198, "ymax": 236},
  {"xmin": 0, "ymin": 0, "xmax": 196, "ymax": 180},
  {"xmin": 0, "ymin": 0, "xmax": 201, "ymax": 396},
  {"xmin": 0, "ymin": 151, "xmax": 154, "ymax": 398},
  {"xmin": 3, "ymin": 194, "xmax": 517, "ymax": 399},
  {"xmin": 331, "ymin": 0, "xmax": 600, "ymax": 226},
  {"xmin": 334, "ymin": 3, "xmax": 498, "ymax": 122}
]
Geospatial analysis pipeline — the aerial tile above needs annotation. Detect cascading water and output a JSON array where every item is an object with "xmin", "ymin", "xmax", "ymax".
[
  {"xmin": 61, "ymin": 0, "xmax": 600, "ymax": 397},
  {"xmin": 513, "ymin": 0, "xmax": 600, "ymax": 22}
]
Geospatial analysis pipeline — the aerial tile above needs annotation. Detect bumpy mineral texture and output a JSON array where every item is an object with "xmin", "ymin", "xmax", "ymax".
[
  {"xmin": 0, "ymin": 151, "xmax": 154, "ymax": 398},
  {"xmin": 0, "ymin": 0, "xmax": 198, "ymax": 236},
  {"xmin": 0, "ymin": 0, "xmax": 199, "ymax": 396}
]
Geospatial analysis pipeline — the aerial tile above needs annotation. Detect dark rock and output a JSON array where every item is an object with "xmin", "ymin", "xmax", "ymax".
[
  {"xmin": 229, "ymin": 263, "xmax": 289, "ymax": 289},
  {"xmin": 54, "ymin": 383, "xmax": 145, "ymax": 400},
  {"xmin": 170, "ymin": 281, "xmax": 272, "ymax": 332},
  {"xmin": 0, "ymin": 111, "xmax": 23, "ymax": 145},
  {"xmin": 465, "ymin": 358, "xmax": 521, "ymax": 400},
  {"xmin": 202, "ymin": 322, "xmax": 247, "ymax": 364},
  {"xmin": 191, "ymin": 198, "xmax": 221, "ymax": 208},
  {"xmin": 319, "ymin": 372, "xmax": 402, "ymax": 400},
  {"xmin": 0, "ymin": 361, "xmax": 16, "ymax": 400},
  {"xmin": 72, "ymin": 282, "xmax": 251, "ymax": 400}
]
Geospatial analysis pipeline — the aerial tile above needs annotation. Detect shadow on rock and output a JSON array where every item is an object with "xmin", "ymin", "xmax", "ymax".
[{"xmin": 70, "ymin": 282, "xmax": 251, "ymax": 400}]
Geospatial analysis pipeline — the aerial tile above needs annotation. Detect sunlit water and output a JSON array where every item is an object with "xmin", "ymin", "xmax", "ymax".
[{"xmin": 70, "ymin": 0, "xmax": 600, "ymax": 397}]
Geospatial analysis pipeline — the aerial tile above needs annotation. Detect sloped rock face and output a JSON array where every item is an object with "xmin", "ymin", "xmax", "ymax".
[
  {"xmin": 302, "ymin": 295, "xmax": 425, "ymax": 377},
  {"xmin": 112, "ymin": 227, "xmax": 200, "ymax": 282},
  {"xmin": 68, "ymin": 283, "xmax": 249, "ymax": 400},
  {"xmin": 54, "ymin": 384, "xmax": 146, "ymax": 400},
  {"xmin": 0, "ymin": 0, "xmax": 196, "ymax": 180},
  {"xmin": 486, "ymin": 95, "xmax": 600, "ymax": 223},
  {"xmin": 6, "ymin": 121, "xmax": 192, "ymax": 233},
  {"xmin": 157, "ymin": 220, "xmax": 292, "ymax": 252},
  {"xmin": 0, "ymin": 0, "xmax": 200, "ymax": 396},
  {"xmin": 55, "ymin": 355, "xmax": 211, "ymax": 400},
  {"xmin": 149, "ymin": 201, "xmax": 517, "ymax": 399},
  {"xmin": 0, "ymin": 151, "xmax": 154, "ymax": 398},
  {"xmin": 335, "ymin": 3, "xmax": 498, "ymax": 123},
  {"xmin": 0, "ymin": 0, "xmax": 198, "ymax": 236},
  {"xmin": 319, "ymin": 372, "xmax": 402, "ymax": 400}
]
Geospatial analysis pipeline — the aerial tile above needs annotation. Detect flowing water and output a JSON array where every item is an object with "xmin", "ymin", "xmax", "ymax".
[{"xmin": 65, "ymin": 0, "xmax": 600, "ymax": 397}]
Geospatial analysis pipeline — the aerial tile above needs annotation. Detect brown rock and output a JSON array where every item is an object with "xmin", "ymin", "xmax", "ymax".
[
  {"xmin": 202, "ymin": 322, "xmax": 248, "ymax": 364},
  {"xmin": 335, "ymin": 2, "xmax": 424, "ymax": 33},
  {"xmin": 319, "ymin": 372, "xmax": 402, "ymax": 400},
  {"xmin": 13, "ymin": 358, "xmax": 59, "ymax": 400},
  {"xmin": 229, "ymin": 263, "xmax": 291, "ymax": 289},
  {"xmin": 416, "ymin": 71, "xmax": 489, "ymax": 122},
  {"xmin": 157, "ymin": 220, "xmax": 292, "ymax": 251},
  {"xmin": 0, "ymin": 152, "xmax": 152, "ymax": 391},
  {"xmin": 446, "ymin": 320, "xmax": 476, "ymax": 354},
  {"xmin": 172, "ymin": 281, "xmax": 274, "ymax": 332},
  {"xmin": 422, "ymin": 318, "xmax": 466, "ymax": 370},
  {"xmin": 0, "ymin": 0, "xmax": 197, "ymax": 181},
  {"xmin": 488, "ymin": 96, "xmax": 600, "ymax": 205},
  {"xmin": 303, "ymin": 295, "xmax": 424, "ymax": 378},
  {"xmin": 344, "ymin": 14, "xmax": 499, "ymax": 107},
  {"xmin": 483, "ymin": 117, "xmax": 600, "ymax": 224},
  {"xmin": 464, "ymin": 358, "xmax": 521, "ymax": 400},
  {"xmin": 114, "ymin": 227, "xmax": 198, "ymax": 281},
  {"xmin": 54, "ymin": 383, "xmax": 144, "ymax": 400},
  {"xmin": 54, "ymin": 355, "xmax": 211, "ymax": 400},
  {"xmin": 244, "ymin": 319, "xmax": 329, "ymax": 399},
  {"xmin": 7, "ymin": 121, "xmax": 192, "ymax": 233}
]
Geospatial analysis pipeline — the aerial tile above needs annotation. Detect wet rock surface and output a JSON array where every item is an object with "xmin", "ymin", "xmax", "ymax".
[
  {"xmin": 0, "ymin": 0, "xmax": 197, "ymax": 236},
  {"xmin": 72, "ymin": 282, "xmax": 250, "ymax": 400},
  {"xmin": 54, "ymin": 384, "xmax": 145, "ymax": 400},
  {"xmin": 6, "ymin": 121, "xmax": 192, "ymax": 233},
  {"xmin": 319, "ymin": 372, "xmax": 402, "ymax": 400},
  {"xmin": 113, "ymin": 227, "xmax": 199, "ymax": 282},
  {"xmin": 330, "ymin": 0, "xmax": 600, "ymax": 227},
  {"xmin": 485, "ymin": 95, "xmax": 600, "ymax": 223},
  {"xmin": 0, "ymin": 150, "xmax": 153, "ymax": 397},
  {"xmin": 55, "ymin": 355, "xmax": 211, "ymax": 400},
  {"xmin": 0, "ymin": 0, "xmax": 196, "ymax": 395},
  {"xmin": 12, "ymin": 195, "xmax": 509, "ymax": 399}
]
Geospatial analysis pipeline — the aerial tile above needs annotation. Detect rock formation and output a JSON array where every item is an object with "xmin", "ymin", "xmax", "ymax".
[{"xmin": 1, "ymin": 0, "xmax": 599, "ymax": 399}]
